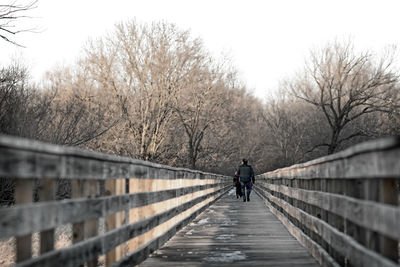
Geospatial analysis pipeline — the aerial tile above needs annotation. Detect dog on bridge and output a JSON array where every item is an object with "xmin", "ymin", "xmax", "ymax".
[{"xmin": 233, "ymin": 172, "xmax": 242, "ymax": 199}]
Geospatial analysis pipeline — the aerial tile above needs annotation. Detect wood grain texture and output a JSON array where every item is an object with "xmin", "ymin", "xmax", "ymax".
[
  {"xmin": 138, "ymin": 190, "xmax": 320, "ymax": 267},
  {"xmin": 106, "ymin": 179, "xmax": 126, "ymax": 265},
  {"xmin": 0, "ymin": 134, "xmax": 229, "ymax": 181},
  {"xmin": 257, "ymin": 137, "xmax": 400, "ymax": 180},
  {"xmin": 15, "ymin": 179, "xmax": 33, "ymax": 263},
  {"xmin": 38, "ymin": 179, "xmax": 55, "ymax": 254},
  {"xmin": 110, "ymin": 190, "xmax": 227, "ymax": 267},
  {"xmin": 257, "ymin": 186, "xmax": 398, "ymax": 267},
  {"xmin": 3, "ymin": 135, "xmax": 399, "ymax": 266},
  {"xmin": 85, "ymin": 180, "xmax": 99, "ymax": 267},
  {"xmin": 378, "ymin": 179, "xmax": 399, "ymax": 262},
  {"xmin": 71, "ymin": 180, "xmax": 85, "ymax": 246},
  {"xmin": 256, "ymin": 182, "xmax": 400, "ymax": 239},
  {"xmin": 0, "ymin": 182, "xmax": 228, "ymax": 238},
  {"xmin": 14, "ymin": 186, "xmax": 230, "ymax": 267},
  {"xmin": 255, "ymin": 188, "xmax": 340, "ymax": 267}
]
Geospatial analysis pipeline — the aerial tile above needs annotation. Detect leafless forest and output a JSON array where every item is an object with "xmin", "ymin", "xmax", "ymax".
[{"xmin": 2, "ymin": 20, "xmax": 400, "ymax": 176}]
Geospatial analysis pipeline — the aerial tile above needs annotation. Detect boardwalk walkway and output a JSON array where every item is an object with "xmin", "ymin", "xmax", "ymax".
[{"xmin": 139, "ymin": 188, "xmax": 320, "ymax": 267}]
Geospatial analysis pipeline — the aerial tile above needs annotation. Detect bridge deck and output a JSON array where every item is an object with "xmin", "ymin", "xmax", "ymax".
[{"xmin": 139, "ymin": 189, "xmax": 320, "ymax": 266}]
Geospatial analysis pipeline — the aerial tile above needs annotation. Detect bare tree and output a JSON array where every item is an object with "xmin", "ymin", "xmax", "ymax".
[
  {"xmin": 0, "ymin": 0, "xmax": 37, "ymax": 46},
  {"xmin": 40, "ymin": 65, "xmax": 119, "ymax": 146},
  {"xmin": 202, "ymin": 88, "xmax": 265, "ymax": 174},
  {"xmin": 83, "ymin": 20, "xmax": 209, "ymax": 161},
  {"xmin": 262, "ymin": 95, "xmax": 306, "ymax": 166},
  {"xmin": 290, "ymin": 40, "xmax": 399, "ymax": 154},
  {"xmin": 260, "ymin": 88, "xmax": 330, "ymax": 169},
  {"xmin": 0, "ymin": 61, "xmax": 32, "ymax": 135},
  {"xmin": 173, "ymin": 63, "xmax": 228, "ymax": 169}
]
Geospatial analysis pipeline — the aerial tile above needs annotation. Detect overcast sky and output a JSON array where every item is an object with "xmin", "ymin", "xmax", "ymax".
[{"xmin": 1, "ymin": 0, "xmax": 400, "ymax": 99}]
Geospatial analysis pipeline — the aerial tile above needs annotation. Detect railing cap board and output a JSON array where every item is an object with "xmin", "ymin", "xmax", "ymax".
[
  {"xmin": 257, "ymin": 137, "xmax": 400, "ymax": 179},
  {"xmin": 0, "ymin": 134, "xmax": 228, "ymax": 180}
]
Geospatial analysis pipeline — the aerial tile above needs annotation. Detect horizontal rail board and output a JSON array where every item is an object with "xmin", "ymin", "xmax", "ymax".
[
  {"xmin": 109, "ymin": 187, "xmax": 229, "ymax": 267},
  {"xmin": 258, "ymin": 137, "xmax": 400, "ymax": 180},
  {"xmin": 257, "ymin": 186, "xmax": 398, "ymax": 267},
  {"xmin": 258, "ymin": 182, "xmax": 400, "ymax": 239},
  {"xmin": 15, "ymin": 185, "xmax": 230, "ymax": 267},
  {"xmin": 0, "ymin": 135, "xmax": 227, "ymax": 180},
  {"xmin": 0, "ymin": 182, "xmax": 229, "ymax": 238},
  {"xmin": 254, "ymin": 188, "xmax": 340, "ymax": 267}
]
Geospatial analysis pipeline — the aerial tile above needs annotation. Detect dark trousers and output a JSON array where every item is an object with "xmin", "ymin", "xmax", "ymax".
[{"xmin": 241, "ymin": 181, "xmax": 252, "ymax": 199}]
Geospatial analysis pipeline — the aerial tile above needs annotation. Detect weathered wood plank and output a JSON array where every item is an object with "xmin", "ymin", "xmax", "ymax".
[
  {"xmin": 72, "ymin": 180, "xmax": 85, "ymax": 246},
  {"xmin": 257, "ymin": 137, "xmax": 400, "ymax": 180},
  {"xmin": 0, "ymin": 134, "xmax": 228, "ymax": 181},
  {"xmin": 111, "ymin": 188, "xmax": 230, "ymax": 267},
  {"xmin": 85, "ymin": 180, "xmax": 99, "ymax": 267},
  {"xmin": 128, "ymin": 178, "xmax": 137, "ymax": 253},
  {"xmin": 38, "ymin": 179, "xmax": 55, "ymax": 254},
  {"xmin": 257, "ymin": 186, "xmax": 398, "ymax": 267},
  {"xmin": 14, "ymin": 186, "xmax": 230, "ymax": 267},
  {"xmin": 378, "ymin": 179, "xmax": 398, "ymax": 262},
  {"xmin": 106, "ymin": 179, "xmax": 126, "ymax": 265},
  {"xmin": 138, "ymin": 190, "xmax": 320, "ymax": 267},
  {"xmin": 254, "ymin": 188, "xmax": 340, "ymax": 267},
  {"xmin": 0, "ymin": 182, "xmax": 228, "ymax": 238},
  {"xmin": 15, "ymin": 179, "xmax": 33, "ymax": 263},
  {"xmin": 256, "ymin": 183, "xmax": 400, "ymax": 239},
  {"xmin": 364, "ymin": 179, "xmax": 380, "ymax": 253}
]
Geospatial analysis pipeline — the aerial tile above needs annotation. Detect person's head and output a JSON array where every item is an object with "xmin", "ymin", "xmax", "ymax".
[{"xmin": 242, "ymin": 158, "xmax": 248, "ymax": 165}]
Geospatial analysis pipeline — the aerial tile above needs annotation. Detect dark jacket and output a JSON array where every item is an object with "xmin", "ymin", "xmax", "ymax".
[{"xmin": 237, "ymin": 164, "xmax": 255, "ymax": 183}]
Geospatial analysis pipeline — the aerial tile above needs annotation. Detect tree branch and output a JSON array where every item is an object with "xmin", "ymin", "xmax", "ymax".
[{"xmin": 0, "ymin": 0, "xmax": 38, "ymax": 46}]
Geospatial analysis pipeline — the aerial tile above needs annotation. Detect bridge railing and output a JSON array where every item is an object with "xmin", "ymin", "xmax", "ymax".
[
  {"xmin": 255, "ymin": 138, "xmax": 400, "ymax": 267},
  {"xmin": 0, "ymin": 135, "xmax": 231, "ymax": 266}
]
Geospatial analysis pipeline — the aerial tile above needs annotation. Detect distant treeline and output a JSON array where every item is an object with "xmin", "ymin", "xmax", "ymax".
[{"xmin": 2, "ymin": 20, "xmax": 400, "ymax": 176}]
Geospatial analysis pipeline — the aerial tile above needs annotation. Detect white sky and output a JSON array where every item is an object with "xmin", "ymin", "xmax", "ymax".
[{"xmin": 1, "ymin": 0, "xmax": 400, "ymax": 100}]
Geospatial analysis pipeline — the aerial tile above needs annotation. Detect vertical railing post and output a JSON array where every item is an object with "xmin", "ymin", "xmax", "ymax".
[
  {"xmin": 293, "ymin": 178, "xmax": 299, "ymax": 227},
  {"xmin": 105, "ymin": 179, "xmax": 125, "ymax": 265},
  {"xmin": 364, "ymin": 179, "xmax": 379, "ymax": 252},
  {"xmin": 86, "ymin": 180, "xmax": 99, "ymax": 267},
  {"xmin": 71, "ymin": 179, "xmax": 85, "ymax": 267},
  {"xmin": 343, "ymin": 179, "xmax": 355, "ymax": 266},
  {"xmin": 39, "ymin": 179, "xmax": 55, "ymax": 254},
  {"xmin": 15, "ymin": 179, "xmax": 33, "ymax": 263},
  {"xmin": 128, "ymin": 178, "xmax": 137, "ymax": 254},
  {"xmin": 326, "ymin": 178, "xmax": 336, "ymax": 262},
  {"xmin": 378, "ymin": 178, "xmax": 398, "ymax": 262},
  {"xmin": 72, "ymin": 180, "xmax": 85, "ymax": 243}
]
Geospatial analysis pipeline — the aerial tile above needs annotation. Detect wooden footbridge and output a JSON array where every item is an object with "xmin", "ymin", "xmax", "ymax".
[{"xmin": 0, "ymin": 135, "xmax": 399, "ymax": 267}]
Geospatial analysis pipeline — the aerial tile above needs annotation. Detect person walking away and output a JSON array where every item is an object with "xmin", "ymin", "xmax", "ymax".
[{"xmin": 236, "ymin": 159, "xmax": 255, "ymax": 202}]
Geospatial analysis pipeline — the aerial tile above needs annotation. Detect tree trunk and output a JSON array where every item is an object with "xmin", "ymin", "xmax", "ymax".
[
  {"xmin": 328, "ymin": 128, "xmax": 340, "ymax": 154},
  {"xmin": 188, "ymin": 140, "xmax": 196, "ymax": 169}
]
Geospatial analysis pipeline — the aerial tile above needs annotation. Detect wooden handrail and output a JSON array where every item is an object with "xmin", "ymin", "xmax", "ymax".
[
  {"xmin": 0, "ymin": 134, "xmax": 231, "ymax": 266},
  {"xmin": 255, "ymin": 137, "xmax": 400, "ymax": 267},
  {"xmin": 0, "ymin": 134, "xmax": 225, "ymax": 180}
]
